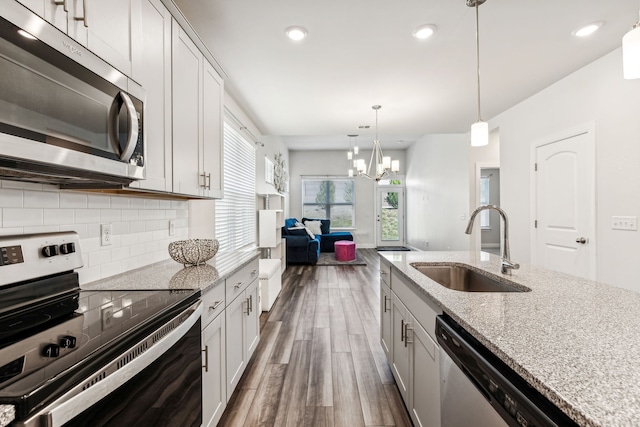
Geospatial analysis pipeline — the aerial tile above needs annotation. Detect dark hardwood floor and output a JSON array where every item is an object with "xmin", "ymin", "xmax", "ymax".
[{"xmin": 218, "ymin": 249, "xmax": 412, "ymax": 427}]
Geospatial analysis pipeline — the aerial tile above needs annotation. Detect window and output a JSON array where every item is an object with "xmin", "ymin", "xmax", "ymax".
[
  {"xmin": 302, "ymin": 178, "xmax": 355, "ymax": 228},
  {"xmin": 480, "ymin": 176, "xmax": 490, "ymax": 228},
  {"xmin": 215, "ymin": 123, "xmax": 256, "ymax": 251}
]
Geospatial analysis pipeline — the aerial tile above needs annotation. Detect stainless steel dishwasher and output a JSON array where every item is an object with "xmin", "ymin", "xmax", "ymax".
[{"xmin": 436, "ymin": 315, "xmax": 578, "ymax": 427}]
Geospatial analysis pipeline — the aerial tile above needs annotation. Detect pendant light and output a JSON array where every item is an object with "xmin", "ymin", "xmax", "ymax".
[
  {"xmin": 356, "ymin": 106, "xmax": 400, "ymax": 181},
  {"xmin": 468, "ymin": 0, "xmax": 489, "ymax": 147},
  {"xmin": 623, "ymin": 6, "xmax": 640, "ymax": 79}
]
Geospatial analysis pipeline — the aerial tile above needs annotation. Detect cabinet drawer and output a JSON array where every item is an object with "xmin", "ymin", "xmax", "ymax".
[
  {"xmin": 202, "ymin": 283, "xmax": 225, "ymax": 329},
  {"xmin": 391, "ymin": 269, "xmax": 442, "ymax": 342},
  {"xmin": 225, "ymin": 259, "xmax": 259, "ymax": 303},
  {"xmin": 379, "ymin": 259, "xmax": 391, "ymax": 286}
]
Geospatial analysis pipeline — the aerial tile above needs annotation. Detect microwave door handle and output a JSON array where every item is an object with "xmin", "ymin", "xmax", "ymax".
[
  {"xmin": 119, "ymin": 92, "xmax": 139, "ymax": 162},
  {"xmin": 108, "ymin": 91, "xmax": 139, "ymax": 162}
]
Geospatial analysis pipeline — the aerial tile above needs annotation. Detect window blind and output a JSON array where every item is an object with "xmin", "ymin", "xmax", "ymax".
[{"xmin": 215, "ymin": 123, "xmax": 256, "ymax": 251}]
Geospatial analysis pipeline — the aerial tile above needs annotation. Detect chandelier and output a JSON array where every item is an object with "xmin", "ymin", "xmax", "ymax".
[{"xmin": 355, "ymin": 105, "xmax": 399, "ymax": 181}]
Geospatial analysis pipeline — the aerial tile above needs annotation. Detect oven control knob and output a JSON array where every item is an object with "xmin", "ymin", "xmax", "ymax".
[
  {"xmin": 42, "ymin": 344, "xmax": 60, "ymax": 358},
  {"xmin": 41, "ymin": 245, "xmax": 60, "ymax": 258},
  {"xmin": 60, "ymin": 243, "xmax": 76, "ymax": 255},
  {"xmin": 60, "ymin": 335, "xmax": 77, "ymax": 349}
]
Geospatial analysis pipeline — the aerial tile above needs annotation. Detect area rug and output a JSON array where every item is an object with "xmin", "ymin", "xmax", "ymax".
[
  {"xmin": 376, "ymin": 246, "xmax": 411, "ymax": 251},
  {"xmin": 315, "ymin": 251, "xmax": 367, "ymax": 266}
]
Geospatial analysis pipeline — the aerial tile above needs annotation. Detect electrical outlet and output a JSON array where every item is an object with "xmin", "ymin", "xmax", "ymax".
[
  {"xmin": 101, "ymin": 223, "xmax": 113, "ymax": 246},
  {"xmin": 101, "ymin": 306, "xmax": 114, "ymax": 330},
  {"xmin": 424, "ymin": 241, "xmax": 429, "ymax": 247},
  {"xmin": 612, "ymin": 216, "xmax": 638, "ymax": 231},
  {"xmin": 169, "ymin": 220, "xmax": 176, "ymax": 236}
]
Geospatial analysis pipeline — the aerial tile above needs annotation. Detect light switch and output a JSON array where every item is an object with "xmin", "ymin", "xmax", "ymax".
[{"xmin": 612, "ymin": 216, "xmax": 637, "ymax": 231}]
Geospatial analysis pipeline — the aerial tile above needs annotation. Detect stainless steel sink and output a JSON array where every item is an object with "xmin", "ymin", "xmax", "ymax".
[{"xmin": 410, "ymin": 263, "xmax": 531, "ymax": 292}]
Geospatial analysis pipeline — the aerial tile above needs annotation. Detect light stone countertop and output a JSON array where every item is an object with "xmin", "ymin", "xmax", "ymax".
[
  {"xmin": 379, "ymin": 250, "xmax": 640, "ymax": 427},
  {"xmin": 81, "ymin": 249, "xmax": 260, "ymax": 294}
]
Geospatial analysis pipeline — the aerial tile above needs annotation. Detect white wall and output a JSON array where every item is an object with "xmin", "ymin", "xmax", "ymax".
[
  {"xmin": 405, "ymin": 134, "xmax": 470, "ymax": 251},
  {"xmin": 491, "ymin": 48, "xmax": 640, "ymax": 291},
  {"xmin": 288, "ymin": 149, "xmax": 405, "ymax": 248},
  {"xmin": 0, "ymin": 180, "xmax": 188, "ymax": 285}
]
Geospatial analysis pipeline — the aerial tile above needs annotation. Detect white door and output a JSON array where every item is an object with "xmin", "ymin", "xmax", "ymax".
[
  {"xmin": 376, "ymin": 185, "xmax": 404, "ymax": 247},
  {"xmin": 534, "ymin": 127, "xmax": 595, "ymax": 279}
]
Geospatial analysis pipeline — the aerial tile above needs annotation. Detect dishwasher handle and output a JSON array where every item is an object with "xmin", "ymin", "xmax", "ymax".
[{"xmin": 21, "ymin": 301, "xmax": 203, "ymax": 427}]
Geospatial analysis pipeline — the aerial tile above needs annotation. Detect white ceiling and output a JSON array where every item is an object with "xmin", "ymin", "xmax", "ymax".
[{"xmin": 173, "ymin": 0, "xmax": 638, "ymax": 151}]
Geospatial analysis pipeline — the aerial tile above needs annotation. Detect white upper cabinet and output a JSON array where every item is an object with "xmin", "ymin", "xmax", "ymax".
[
  {"xmin": 15, "ymin": 0, "xmax": 68, "ymax": 32},
  {"xmin": 67, "ymin": 0, "xmax": 140, "ymax": 77},
  {"xmin": 202, "ymin": 60, "xmax": 224, "ymax": 199},
  {"xmin": 172, "ymin": 20, "xmax": 223, "ymax": 198},
  {"xmin": 130, "ymin": 0, "xmax": 172, "ymax": 192}
]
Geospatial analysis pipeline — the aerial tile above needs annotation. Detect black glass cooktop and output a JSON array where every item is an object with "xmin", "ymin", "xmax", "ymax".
[{"xmin": 0, "ymin": 273, "xmax": 199, "ymax": 420}]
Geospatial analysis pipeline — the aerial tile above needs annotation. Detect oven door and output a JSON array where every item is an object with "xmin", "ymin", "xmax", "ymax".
[{"xmin": 20, "ymin": 301, "xmax": 202, "ymax": 427}]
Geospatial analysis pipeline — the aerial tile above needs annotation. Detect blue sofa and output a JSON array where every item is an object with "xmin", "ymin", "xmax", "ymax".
[{"xmin": 282, "ymin": 218, "xmax": 353, "ymax": 264}]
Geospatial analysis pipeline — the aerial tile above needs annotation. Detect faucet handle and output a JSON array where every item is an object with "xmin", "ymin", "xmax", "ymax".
[{"xmin": 501, "ymin": 259, "xmax": 520, "ymax": 275}]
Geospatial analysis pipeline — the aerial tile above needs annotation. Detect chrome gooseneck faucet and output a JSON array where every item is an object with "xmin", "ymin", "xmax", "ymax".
[{"xmin": 465, "ymin": 205, "xmax": 520, "ymax": 275}]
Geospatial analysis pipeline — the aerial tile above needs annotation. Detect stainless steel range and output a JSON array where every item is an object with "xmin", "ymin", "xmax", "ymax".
[{"xmin": 0, "ymin": 232, "xmax": 202, "ymax": 427}]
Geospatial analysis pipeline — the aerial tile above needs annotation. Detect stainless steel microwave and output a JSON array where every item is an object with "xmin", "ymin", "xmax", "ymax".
[{"xmin": 0, "ymin": 3, "xmax": 144, "ymax": 187}]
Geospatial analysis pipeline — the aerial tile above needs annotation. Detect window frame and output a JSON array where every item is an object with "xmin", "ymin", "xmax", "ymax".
[{"xmin": 301, "ymin": 177, "xmax": 355, "ymax": 230}]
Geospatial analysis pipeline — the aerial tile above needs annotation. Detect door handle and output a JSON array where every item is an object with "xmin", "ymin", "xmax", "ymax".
[
  {"xmin": 400, "ymin": 319, "xmax": 405, "ymax": 342},
  {"xmin": 54, "ymin": 0, "xmax": 68, "ymax": 12},
  {"xmin": 576, "ymin": 237, "xmax": 588, "ymax": 244},
  {"xmin": 202, "ymin": 345, "xmax": 209, "ymax": 372},
  {"xmin": 404, "ymin": 324, "xmax": 413, "ymax": 347},
  {"xmin": 383, "ymin": 296, "xmax": 390, "ymax": 313},
  {"xmin": 245, "ymin": 298, "xmax": 251, "ymax": 316},
  {"xmin": 74, "ymin": 0, "xmax": 88, "ymax": 27},
  {"xmin": 108, "ymin": 92, "xmax": 139, "ymax": 162}
]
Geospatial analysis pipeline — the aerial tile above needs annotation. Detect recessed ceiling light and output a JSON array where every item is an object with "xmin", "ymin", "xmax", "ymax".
[
  {"xmin": 412, "ymin": 24, "xmax": 437, "ymax": 40},
  {"xmin": 285, "ymin": 26, "xmax": 307, "ymax": 41},
  {"xmin": 17, "ymin": 29, "xmax": 37, "ymax": 40},
  {"xmin": 572, "ymin": 22, "xmax": 603, "ymax": 37}
]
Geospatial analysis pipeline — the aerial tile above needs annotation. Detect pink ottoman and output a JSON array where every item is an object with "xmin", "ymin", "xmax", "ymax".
[{"xmin": 335, "ymin": 240, "xmax": 356, "ymax": 261}]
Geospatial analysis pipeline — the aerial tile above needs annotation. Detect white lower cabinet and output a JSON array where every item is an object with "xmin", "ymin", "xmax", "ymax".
[
  {"xmin": 382, "ymin": 259, "xmax": 442, "ymax": 427},
  {"xmin": 202, "ymin": 311, "xmax": 226, "ymax": 427},
  {"xmin": 225, "ymin": 262, "xmax": 260, "ymax": 399}
]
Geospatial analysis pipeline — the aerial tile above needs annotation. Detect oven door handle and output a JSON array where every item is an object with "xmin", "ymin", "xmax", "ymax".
[
  {"xmin": 108, "ymin": 91, "xmax": 139, "ymax": 163},
  {"xmin": 22, "ymin": 301, "xmax": 202, "ymax": 427}
]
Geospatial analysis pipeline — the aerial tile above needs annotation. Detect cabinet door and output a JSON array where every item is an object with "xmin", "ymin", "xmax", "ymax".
[
  {"xmin": 245, "ymin": 279, "xmax": 260, "ymax": 359},
  {"xmin": 131, "ymin": 0, "xmax": 172, "ymax": 192},
  {"xmin": 380, "ymin": 280, "xmax": 392, "ymax": 363},
  {"xmin": 202, "ymin": 312, "xmax": 226, "ymax": 427},
  {"xmin": 225, "ymin": 292, "xmax": 247, "ymax": 398},
  {"xmin": 16, "ymin": 0, "xmax": 68, "ymax": 32},
  {"xmin": 391, "ymin": 293, "xmax": 410, "ymax": 403},
  {"xmin": 408, "ymin": 318, "xmax": 441, "ymax": 427},
  {"xmin": 202, "ymin": 59, "xmax": 224, "ymax": 198},
  {"xmin": 67, "ymin": 0, "xmax": 140, "ymax": 76},
  {"xmin": 171, "ymin": 21, "xmax": 203, "ymax": 196}
]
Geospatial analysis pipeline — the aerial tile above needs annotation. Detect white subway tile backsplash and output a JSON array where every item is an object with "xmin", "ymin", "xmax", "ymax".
[
  {"xmin": 129, "ymin": 221, "xmax": 145, "ymax": 233},
  {"xmin": 100, "ymin": 209, "xmax": 121, "ymax": 223},
  {"xmin": 0, "ymin": 188, "xmax": 23, "ymax": 207},
  {"xmin": 75, "ymin": 209, "xmax": 101, "ymax": 224},
  {"xmin": 89, "ymin": 250, "xmax": 112, "ymax": 267},
  {"xmin": 110, "ymin": 197, "xmax": 130, "ymax": 209},
  {"xmin": 43, "ymin": 209, "xmax": 74, "ymax": 225},
  {"xmin": 60, "ymin": 192, "xmax": 88, "ymax": 208},
  {"xmin": 3, "ymin": 208, "xmax": 43, "ymax": 227},
  {"xmin": 88, "ymin": 195, "xmax": 110, "ymax": 209},
  {"xmin": 144, "ymin": 199, "xmax": 160, "ymax": 209},
  {"xmin": 59, "ymin": 223, "xmax": 88, "ymax": 238},
  {"xmin": 24, "ymin": 190, "xmax": 59, "ymax": 208},
  {"xmin": 1, "ymin": 186, "xmax": 189, "ymax": 285},
  {"xmin": 23, "ymin": 225, "xmax": 60, "ymax": 234},
  {"xmin": 121, "ymin": 209, "xmax": 139, "ymax": 221}
]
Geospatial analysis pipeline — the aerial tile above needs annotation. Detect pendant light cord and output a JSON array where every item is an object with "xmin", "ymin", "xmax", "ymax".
[{"xmin": 475, "ymin": 1, "xmax": 482, "ymax": 122}]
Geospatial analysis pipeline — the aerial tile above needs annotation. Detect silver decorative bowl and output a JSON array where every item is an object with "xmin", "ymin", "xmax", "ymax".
[{"xmin": 168, "ymin": 239, "xmax": 219, "ymax": 266}]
